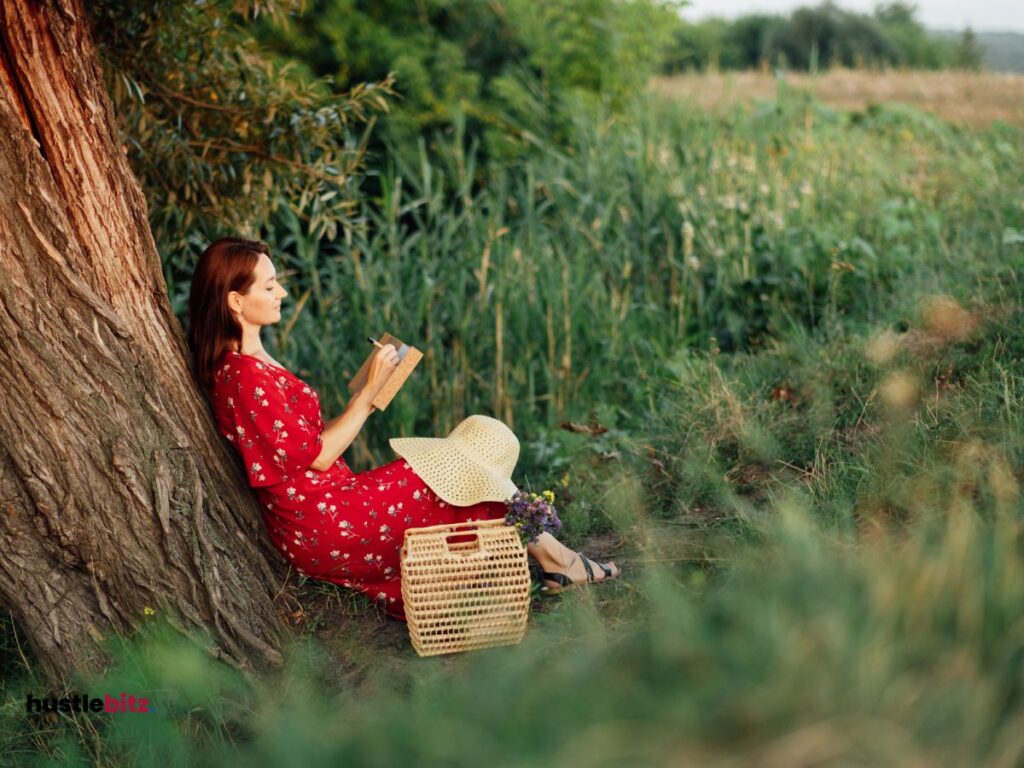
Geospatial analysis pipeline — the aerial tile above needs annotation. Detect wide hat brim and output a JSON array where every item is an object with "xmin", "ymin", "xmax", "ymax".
[{"xmin": 389, "ymin": 436, "xmax": 518, "ymax": 507}]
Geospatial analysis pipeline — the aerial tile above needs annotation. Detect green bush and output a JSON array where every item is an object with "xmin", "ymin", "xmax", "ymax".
[{"xmin": 255, "ymin": 0, "xmax": 680, "ymax": 162}]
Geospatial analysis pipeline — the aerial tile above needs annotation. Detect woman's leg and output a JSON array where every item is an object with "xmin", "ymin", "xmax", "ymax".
[{"xmin": 525, "ymin": 532, "xmax": 618, "ymax": 586}]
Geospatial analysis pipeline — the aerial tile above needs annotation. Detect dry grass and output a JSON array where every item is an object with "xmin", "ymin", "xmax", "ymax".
[{"xmin": 650, "ymin": 68, "xmax": 1024, "ymax": 127}]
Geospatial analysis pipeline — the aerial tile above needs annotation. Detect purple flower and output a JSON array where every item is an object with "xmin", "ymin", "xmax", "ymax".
[{"xmin": 504, "ymin": 489, "xmax": 562, "ymax": 545}]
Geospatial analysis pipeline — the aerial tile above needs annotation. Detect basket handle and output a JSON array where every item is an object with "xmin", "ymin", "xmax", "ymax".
[
  {"xmin": 443, "ymin": 531, "xmax": 482, "ymax": 555},
  {"xmin": 405, "ymin": 517, "xmax": 508, "ymax": 537}
]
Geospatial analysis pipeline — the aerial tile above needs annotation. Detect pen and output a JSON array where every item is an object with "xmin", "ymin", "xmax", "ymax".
[{"xmin": 367, "ymin": 336, "xmax": 384, "ymax": 349}]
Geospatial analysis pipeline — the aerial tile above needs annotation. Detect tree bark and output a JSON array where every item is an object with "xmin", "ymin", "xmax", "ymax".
[{"xmin": 0, "ymin": 0, "xmax": 288, "ymax": 679}]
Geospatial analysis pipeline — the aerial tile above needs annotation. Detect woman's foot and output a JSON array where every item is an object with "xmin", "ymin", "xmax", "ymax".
[{"xmin": 540, "ymin": 552, "xmax": 619, "ymax": 594}]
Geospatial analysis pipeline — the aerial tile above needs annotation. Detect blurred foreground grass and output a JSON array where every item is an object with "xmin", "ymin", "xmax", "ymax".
[{"xmin": 5, "ymin": 488, "xmax": 1023, "ymax": 766}]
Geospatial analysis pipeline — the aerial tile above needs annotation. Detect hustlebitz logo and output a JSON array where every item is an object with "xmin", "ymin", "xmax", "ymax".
[{"xmin": 26, "ymin": 692, "xmax": 157, "ymax": 714}]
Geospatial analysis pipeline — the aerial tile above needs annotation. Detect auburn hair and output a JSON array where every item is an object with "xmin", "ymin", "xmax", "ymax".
[{"xmin": 187, "ymin": 237, "xmax": 269, "ymax": 391}]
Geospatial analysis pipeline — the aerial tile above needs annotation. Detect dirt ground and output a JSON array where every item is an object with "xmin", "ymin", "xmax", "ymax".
[{"xmin": 272, "ymin": 529, "xmax": 636, "ymax": 690}]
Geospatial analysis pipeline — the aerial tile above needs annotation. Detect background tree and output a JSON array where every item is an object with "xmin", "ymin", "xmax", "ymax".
[
  {"xmin": 725, "ymin": 14, "xmax": 786, "ymax": 69},
  {"xmin": 661, "ymin": 1, "xmax": 960, "ymax": 73},
  {"xmin": 873, "ymin": 3, "xmax": 953, "ymax": 68},
  {"xmin": 767, "ymin": 3, "xmax": 898, "ymax": 70},
  {"xmin": 86, "ymin": 0, "xmax": 393, "ymax": 301},
  {"xmin": 954, "ymin": 27, "xmax": 986, "ymax": 71}
]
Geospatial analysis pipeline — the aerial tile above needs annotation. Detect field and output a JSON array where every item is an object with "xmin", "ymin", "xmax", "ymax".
[
  {"xmin": 3, "ymin": 71, "xmax": 1024, "ymax": 765},
  {"xmin": 651, "ymin": 69, "xmax": 1024, "ymax": 128}
]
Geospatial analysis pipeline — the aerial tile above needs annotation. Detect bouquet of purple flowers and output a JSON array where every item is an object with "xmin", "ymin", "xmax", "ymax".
[{"xmin": 504, "ymin": 489, "xmax": 562, "ymax": 545}]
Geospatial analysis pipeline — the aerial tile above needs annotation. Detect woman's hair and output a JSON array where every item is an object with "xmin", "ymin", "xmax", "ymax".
[{"xmin": 187, "ymin": 237, "xmax": 270, "ymax": 391}]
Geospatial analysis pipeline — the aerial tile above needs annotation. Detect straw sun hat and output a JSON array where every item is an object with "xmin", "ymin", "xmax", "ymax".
[{"xmin": 389, "ymin": 415, "xmax": 520, "ymax": 507}]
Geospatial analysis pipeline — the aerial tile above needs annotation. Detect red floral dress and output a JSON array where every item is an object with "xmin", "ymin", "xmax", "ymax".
[{"xmin": 208, "ymin": 350, "xmax": 507, "ymax": 620}]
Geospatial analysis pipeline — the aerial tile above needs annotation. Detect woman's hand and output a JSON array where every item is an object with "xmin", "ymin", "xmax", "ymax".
[{"xmin": 364, "ymin": 343, "xmax": 400, "ymax": 398}]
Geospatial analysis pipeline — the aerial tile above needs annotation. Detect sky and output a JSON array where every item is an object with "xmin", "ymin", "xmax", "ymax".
[{"xmin": 678, "ymin": 0, "xmax": 1024, "ymax": 33}]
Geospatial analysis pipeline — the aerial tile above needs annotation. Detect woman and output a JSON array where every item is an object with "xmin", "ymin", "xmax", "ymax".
[{"xmin": 188, "ymin": 237, "xmax": 618, "ymax": 619}]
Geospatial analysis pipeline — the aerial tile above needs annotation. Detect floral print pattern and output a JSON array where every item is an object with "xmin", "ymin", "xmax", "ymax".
[{"xmin": 209, "ymin": 351, "xmax": 506, "ymax": 619}]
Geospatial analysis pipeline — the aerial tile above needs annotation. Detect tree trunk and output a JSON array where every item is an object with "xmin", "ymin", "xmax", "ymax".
[{"xmin": 0, "ymin": 0, "xmax": 288, "ymax": 679}]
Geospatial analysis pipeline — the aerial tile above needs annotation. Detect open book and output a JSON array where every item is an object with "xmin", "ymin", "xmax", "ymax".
[{"xmin": 346, "ymin": 332, "xmax": 423, "ymax": 411}]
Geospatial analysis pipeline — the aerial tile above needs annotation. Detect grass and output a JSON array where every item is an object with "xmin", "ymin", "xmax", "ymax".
[
  {"xmin": 2, "ymin": 75, "xmax": 1023, "ymax": 764},
  {"xmin": 247, "ymin": 81, "xmax": 1021, "ymax": 490}
]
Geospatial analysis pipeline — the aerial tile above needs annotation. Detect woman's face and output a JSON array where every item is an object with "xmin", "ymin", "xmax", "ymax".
[{"xmin": 228, "ymin": 253, "xmax": 287, "ymax": 327}]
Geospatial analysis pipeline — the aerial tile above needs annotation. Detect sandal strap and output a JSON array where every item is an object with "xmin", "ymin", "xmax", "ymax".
[
  {"xmin": 578, "ymin": 552, "xmax": 595, "ymax": 582},
  {"xmin": 581, "ymin": 553, "xmax": 613, "ymax": 580},
  {"xmin": 540, "ymin": 571, "xmax": 573, "ymax": 587}
]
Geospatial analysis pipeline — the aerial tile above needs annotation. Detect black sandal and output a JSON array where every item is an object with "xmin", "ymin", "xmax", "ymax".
[{"xmin": 540, "ymin": 552, "xmax": 617, "ymax": 596}]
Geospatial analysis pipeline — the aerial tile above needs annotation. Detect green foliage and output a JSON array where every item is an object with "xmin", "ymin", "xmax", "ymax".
[
  {"xmin": 254, "ymin": 0, "xmax": 680, "ymax": 162},
  {"xmin": 501, "ymin": 0, "xmax": 676, "ymax": 98},
  {"xmin": 254, "ymin": 0, "xmax": 495, "ymax": 149},
  {"xmin": 86, "ymin": 0, "xmax": 394, "ymax": 277},
  {"xmin": 662, "ymin": 16, "xmax": 738, "ymax": 71},
  {"xmin": 875, "ymin": 2, "xmax": 953, "ymax": 68}
]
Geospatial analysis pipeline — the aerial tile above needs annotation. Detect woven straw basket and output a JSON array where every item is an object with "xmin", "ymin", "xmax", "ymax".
[{"xmin": 401, "ymin": 518, "xmax": 531, "ymax": 657}]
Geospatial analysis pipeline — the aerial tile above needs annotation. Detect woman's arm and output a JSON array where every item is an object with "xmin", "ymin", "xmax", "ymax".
[
  {"xmin": 309, "ymin": 391, "xmax": 375, "ymax": 471},
  {"xmin": 309, "ymin": 343, "xmax": 400, "ymax": 471}
]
